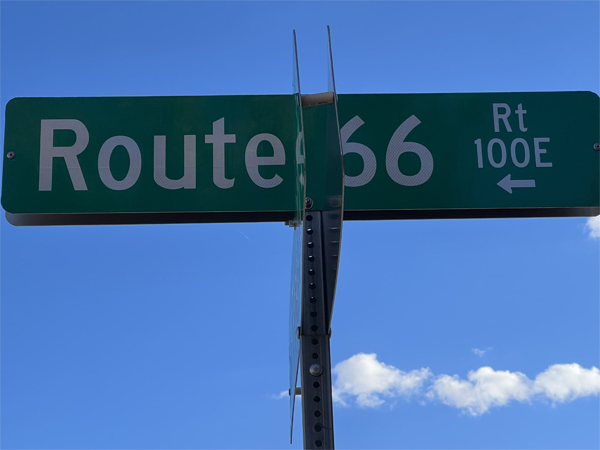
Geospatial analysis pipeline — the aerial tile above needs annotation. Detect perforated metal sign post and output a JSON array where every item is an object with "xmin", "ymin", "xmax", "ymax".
[{"xmin": 299, "ymin": 211, "xmax": 336, "ymax": 450}]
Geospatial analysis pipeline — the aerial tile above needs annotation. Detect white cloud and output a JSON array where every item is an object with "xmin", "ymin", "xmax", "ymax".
[
  {"xmin": 585, "ymin": 215, "xmax": 600, "ymax": 238},
  {"xmin": 428, "ymin": 367, "xmax": 532, "ymax": 416},
  {"xmin": 269, "ymin": 390, "xmax": 289, "ymax": 400},
  {"xmin": 533, "ymin": 363, "xmax": 600, "ymax": 403},
  {"xmin": 472, "ymin": 347, "xmax": 492, "ymax": 357},
  {"xmin": 331, "ymin": 354, "xmax": 600, "ymax": 415},
  {"xmin": 332, "ymin": 353, "xmax": 431, "ymax": 408}
]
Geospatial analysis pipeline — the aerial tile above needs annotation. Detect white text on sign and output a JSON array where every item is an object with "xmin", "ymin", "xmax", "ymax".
[
  {"xmin": 474, "ymin": 103, "xmax": 552, "ymax": 170},
  {"xmin": 474, "ymin": 103, "xmax": 552, "ymax": 194},
  {"xmin": 38, "ymin": 116, "xmax": 436, "ymax": 192},
  {"xmin": 38, "ymin": 118, "xmax": 286, "ymax": 191},
  {"xmin": 341, "ymin": 115, "xmax": 433, "ymax": 188}
]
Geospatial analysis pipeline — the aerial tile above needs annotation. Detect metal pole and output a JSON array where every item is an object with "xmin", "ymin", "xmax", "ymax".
[{"xmin": 300, "ymin": 211, "xmax": 335, "ymax": 450}]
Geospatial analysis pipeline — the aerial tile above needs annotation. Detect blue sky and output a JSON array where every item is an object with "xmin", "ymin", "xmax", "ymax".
[{"xmin": 1, "ymin": 1, "xmax": 599, "ymax": 449}]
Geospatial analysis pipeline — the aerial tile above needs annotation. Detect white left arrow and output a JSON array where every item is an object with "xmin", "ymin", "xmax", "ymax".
[{"xmin": 497, "ymin": 174, "xmax": 536, "ymax": 194}]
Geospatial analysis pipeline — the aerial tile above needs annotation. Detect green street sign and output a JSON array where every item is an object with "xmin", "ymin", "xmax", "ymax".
[
  {"xmin": 2, "ymin": 95, "xmax": 297, "ymax": 224},
  {"xmin": 337, "ymin": 91, "xmax": 600, "ymax": 219},
  {"xmin": 3, "ymin": 91, "xmax": 599, "ymax": 225}
]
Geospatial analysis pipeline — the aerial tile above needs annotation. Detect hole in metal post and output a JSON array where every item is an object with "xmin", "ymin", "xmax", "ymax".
[
  {"xmin": 313, "ymin": 381, "xmax": 320, "ymax": 388},
  {"xmin": 312, "ymin": 353, "xmax": 319, "ymax": 359},
  {"xmin": 314, "ymin": 423, "xmax": 323, "ymax": 432},
  {"xmin": 306, "ymin": 215, "xmax": 313, "ymax": 221},
  {"xmin": 310, "ymin": 311, "xmax": 317, "ymax": 318},
  {"xmin": 311, "ymin": 325, "xmax": 318, "ymax": 332},
  {"xmin": 310, "ymin": 297, "xmax": 317, "ymax": 303},
  {"xmin": 311, "ymin": 338, "xmax": 318, "ymax": 345},
  {"xmin": 316, "ymin": 440, "xmax": 323, "ymax": 447},
  {"xmin": 314, "ymin": 410, "xmax": 321, "ymax": 417},
  {"xmin": 314, "ymin": 396, "xmax": 321, "ymax": 403}
]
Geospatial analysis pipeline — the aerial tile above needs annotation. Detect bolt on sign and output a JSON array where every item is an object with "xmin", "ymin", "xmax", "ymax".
[{"xmin": 2, "ymin": 91, "xmax": 599, "ymax": 225}]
